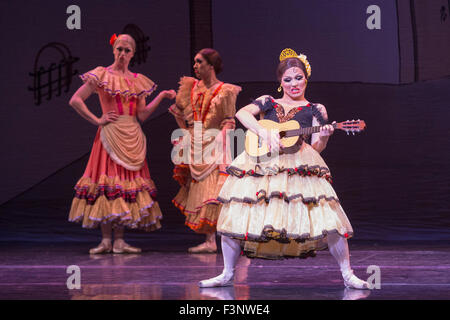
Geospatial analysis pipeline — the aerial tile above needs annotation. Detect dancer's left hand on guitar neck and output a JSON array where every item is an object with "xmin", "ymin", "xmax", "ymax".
[{"xmin": 313, "ymin": 121, "xmax": 336, "ymax": 153}]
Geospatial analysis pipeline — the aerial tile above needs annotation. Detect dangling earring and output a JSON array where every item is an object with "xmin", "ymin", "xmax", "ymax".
[{"xmin": 277, "ymin": 85, "xmax": 283, "ymax": 92}]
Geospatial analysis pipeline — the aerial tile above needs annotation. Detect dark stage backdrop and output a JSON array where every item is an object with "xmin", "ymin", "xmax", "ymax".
[
  {"xmin": 213, "ymin": 0, "xmax": 401, "ymax": 84},
  {"xmin": 412, "ymin": 0, "xmax": 450, "ymax": 80},
  {"xmin": 213, "ymin": 0, "xmax": 450, "ymax": 84},
  {"xmin": 0, "ymin": 1, "xmax": 449, "ymax": 242}
]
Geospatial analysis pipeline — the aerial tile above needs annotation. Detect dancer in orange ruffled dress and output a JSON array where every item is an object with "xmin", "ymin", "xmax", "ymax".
[{"xmin": 169, "ymin": 48, "xmax": 241, "ymax": 253}]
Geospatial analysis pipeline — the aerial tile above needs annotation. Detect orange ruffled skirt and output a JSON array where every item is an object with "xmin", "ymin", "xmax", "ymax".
[
  {"xmin": 68, "ymin": 128, "xmax": 162, "ymax": 231},
  {"xmin": 172, "ymin": 165, "xmax": 229, "ymax": 234},
  {"xmin": 216, "ymin": 143, "xmax": 353, "ymax": 259}
]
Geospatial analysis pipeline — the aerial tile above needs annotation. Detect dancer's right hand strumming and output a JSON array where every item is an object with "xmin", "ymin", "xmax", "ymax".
[{"xmin": 258, "ymin": 127, "xmax": 281, "ymax": 154}]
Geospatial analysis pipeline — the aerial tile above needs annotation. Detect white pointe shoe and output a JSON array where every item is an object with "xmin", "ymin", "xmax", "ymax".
[
  {"xmin": 198, "ymin": 273, "xmax": 234, "ymax": 288},
  {"xmin": 343, "ymin": 270, "xmax": 370, "ymax": 289},
  {"xmin": 342, "ymin": 288, "xmax": 371, "ymax": 300}
]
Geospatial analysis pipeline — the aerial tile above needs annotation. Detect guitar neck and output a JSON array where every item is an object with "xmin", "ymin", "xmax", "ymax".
[{"xmin": 288, "ymin": 123, "xmax": 337, "ymax": 136}]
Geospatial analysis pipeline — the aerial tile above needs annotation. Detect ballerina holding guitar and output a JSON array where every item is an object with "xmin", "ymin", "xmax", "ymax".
[{"xmin": 199, "ymin": 48, "xmax": 371, "ymax": 290}]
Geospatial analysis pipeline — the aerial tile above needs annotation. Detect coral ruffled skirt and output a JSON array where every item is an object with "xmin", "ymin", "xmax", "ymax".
[
  {"xmin": 216, "ymin": 143, "xmax": 353, "ymax": 259},
  {"xmin": 68, "ymin": 128, "xmax": 162, "ymax": 231}
]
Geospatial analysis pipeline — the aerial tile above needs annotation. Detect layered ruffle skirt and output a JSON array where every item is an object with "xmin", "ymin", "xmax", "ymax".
[
  {"xmin": 68, "ymin": 128, "xmax": 162, "ymax": 231},
  {"xmin": 173, "ymin": 166, "xmax": 229, "ymax": 234},
  {"xmin": 216, "ymin": 142, "xmax": 353, "ymax": 259}
]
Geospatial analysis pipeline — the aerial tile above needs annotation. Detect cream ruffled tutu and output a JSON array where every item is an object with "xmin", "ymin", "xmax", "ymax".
[{"xmin": 216, "ymin": 142, "xmax": 353, "ymax": 259}]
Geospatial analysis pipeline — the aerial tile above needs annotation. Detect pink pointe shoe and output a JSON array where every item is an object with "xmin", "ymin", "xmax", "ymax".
[
  {"xmin": 89, "ymin": 242, "xmax": 112, "ymax": 254},
  {"xmin": 188, "ymin": 242, "xmax": 217, "ymax": 254},
  {"xmin": 112, "ymin": 242, "xmax": 142, "ymax": 254}
]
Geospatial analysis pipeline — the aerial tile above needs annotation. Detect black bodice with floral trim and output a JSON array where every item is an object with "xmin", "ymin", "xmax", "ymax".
[
  {"xmin": 253, "ymin": 96, "xmax": 327, "ymax": 126},
  {"xmin": 252, "ymin": 96, "xmax": 327, "ymax": 144}
]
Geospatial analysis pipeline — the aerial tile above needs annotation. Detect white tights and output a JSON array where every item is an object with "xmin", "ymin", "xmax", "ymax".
[
  {"xmin": 218, "ymin": 233, "xmax": 354, "ymax": 276},
  {"xmin": 220, "ymin": 235, "xmax": 242, "ymax": 278},
  {"xmin": 327, "ymin": 232, "xmax": 352, "ymax": 276},
  {"xmin": 199, "ymin": 233, "xmax": 369, "ymax": 289},
  {"xmin": 327, "ymin": 232, "xmax": 369, "ymax": 289},
  {"xmin": 198, "ymin": 235, "xmax": 241, "ymax": 287}
]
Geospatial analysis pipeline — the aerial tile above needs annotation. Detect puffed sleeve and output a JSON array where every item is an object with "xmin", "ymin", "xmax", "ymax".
[
  {"xmin": 252, "ymin": 95, "xmax": 276, "ymax": 113},
  {"xmin": 80, "ymin": 66, "xmax": 157, "ymax": 99},
  {"xmin": 134, "ymin": 73, "xmax": 157, "ymax": 99},
  {"xmin": 216, "ymin": 83, "xmax": 242, "ymax": 130},
  {"xmin": 79, "ymin": 66, "xmax": 107, "ymax": 92},
  {"xmin": 169, "ymin": 76, "xmax": 197, "ymax": 121},
  {"xmin": 176, "ymin": 77, "xmax": 196, "ymax": 110},
  {"xmin": 311, "ymin": 103, "xmax": 328, "ymax": 125}
]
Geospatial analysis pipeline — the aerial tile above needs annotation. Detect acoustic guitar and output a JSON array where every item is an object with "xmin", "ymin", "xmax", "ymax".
[{"xmin": 245, "ymin": 119, "xmax": 366, "ymax": 158}]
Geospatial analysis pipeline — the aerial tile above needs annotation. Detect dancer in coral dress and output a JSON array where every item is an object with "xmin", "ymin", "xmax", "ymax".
[
  {"xmin": 68, "ymin": 34, "xmax": 175, "ymax": 254},
  {"xmin": 199, "ymin": 49, "xmax": 370, "ymax": 289},
  {"xmin": 169, "ymin": 48, "xmax": 241, "ymax": 253}
]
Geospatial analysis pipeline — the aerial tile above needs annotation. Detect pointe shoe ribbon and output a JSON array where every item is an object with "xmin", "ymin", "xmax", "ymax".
[
  {"xmin": 198, "ymin": 274, "xmax": 234, "ymax": 288},
  {"xmin": 342, "ymin": 270, "xmax": 370, "ymax": 290},
  {"xmin": 113, "ymin": 244, "xmax": 142, "ymax": 254},
  {"xmin": 89, "ymin": 243, "xmax": 112, "ymax": 254}
]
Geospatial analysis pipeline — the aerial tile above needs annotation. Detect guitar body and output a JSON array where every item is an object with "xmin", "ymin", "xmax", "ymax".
[
  {"xmin": 245, "ymin": 120, "xmax": 302, "ymax": 158},
  {"xmin": 245, "ymin": 118, "xmax": 366, "ymax": 158}
]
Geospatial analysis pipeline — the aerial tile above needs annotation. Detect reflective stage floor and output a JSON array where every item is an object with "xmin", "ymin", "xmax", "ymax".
[{"xmin": 0, "ymin": 241, "xmax": 449, "ymax": 300}]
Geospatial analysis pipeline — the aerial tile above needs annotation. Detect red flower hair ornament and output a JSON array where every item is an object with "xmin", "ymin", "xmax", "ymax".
[{"xmin": 109, "ymin": 34, "xmax": 118, "ymax": 47}]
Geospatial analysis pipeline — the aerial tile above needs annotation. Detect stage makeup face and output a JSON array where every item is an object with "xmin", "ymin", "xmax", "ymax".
[
  {"xmin": 193, "ymin": 53, "xmax": 214, "ymax": 80},
  {"xmin": 281, "ymin": 67, "xmax": 307, "ymax": 100},
  {"xmin": 113, "ymin": 40, "xmax": 134, "ymax": 67}
]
